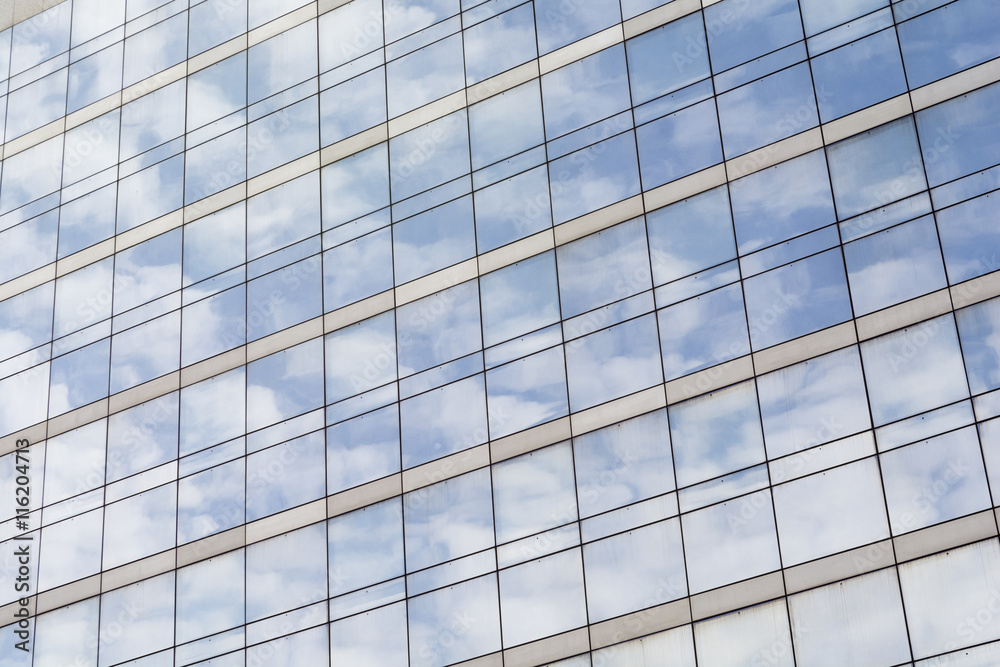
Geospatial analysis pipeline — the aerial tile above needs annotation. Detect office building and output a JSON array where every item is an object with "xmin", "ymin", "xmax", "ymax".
[{"xmin": 1, "ymin": 0, "xmax": 1000, "ymax": 664}]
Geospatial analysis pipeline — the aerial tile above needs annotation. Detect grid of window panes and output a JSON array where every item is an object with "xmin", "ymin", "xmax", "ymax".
[{"xmin": 0, "ymin": 0, "xmax": 1000, "ymax": 664}]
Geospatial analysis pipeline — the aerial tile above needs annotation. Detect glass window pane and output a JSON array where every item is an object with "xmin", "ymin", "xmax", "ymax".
[
  {"xmin": 102, "ymin": 482, "xmax": 177, "ymax": 569},
  {"xmin": 493, "ymin": 442, "xmax": 576, "ymax": 543},
  {"xmin": 481, "ymin": 251, "xmax": 560, "ymax": 347},
  {"xmin": 247, "ymin": 338, "xmax": 324, "ymax": 432},
  {"xmin": 717, "ymin": 63, "xmax": 817, "ymax": 159},
  {"xmin": 68, "ymin": 42, "xmax": 124, "ymax": 113},
  {"xmin": 178, "ymin": 457, "xmax": 245, "ymax": 544},
  {"xmin": 42, "ymin": 419, "xmax": 106, "ymax": 504},
  {"xmin": 324, "ymin": 226, "xmax": 393, "ymax": 312},
  {"xmin": 593, "ymin": 626, "xmax": 695, "ymax": 666},
  {"xmin": 0, "ymin": 136, "xmax": 63, "ymax": 215},
  {"xmin": 247, "ymin": 431, "xmax": 325, "ymax": 520},
  {"xmin": 400, "ymin": 374, "xmax": 487, "ymax": 468},
  {"xmin": 658, "ymin": 283, "xmax": 750, "ymax": 381},
  {"xmin": 789, "ymin": 569, "xmax": 910, "ymax": 667},
  {"xmin": 469, "ymin": 80, "xmax": 544, "ymax": 170},
  {"xmin": 389, "ymin": 111, "xmax": 469, "ymax": 201},
  {"xmin": 183, "ymin": 202, "xmax": 246, "ymax": 286},
  {"xmin": 180, "ymin": 367, "xmax": 246, "ymax": 456},
  {"xmin": 557, "ymin": 218, "xmax": 651, "ymax": 318},
  {"xmin": 486, "ymin": 347, "xmax": 568, "ymax": 438},
  {"xmin": 246, "ymin": 255, "xmax": 322, "ymax": 341},
  {"xmin": 322, "ymin": 143, "xmax": 389, "ymax": 229},
  {"xmin": 682, "ymin": 490, "xmax": 781, "ymax": 592},
  {"xmin": 49, "ymin": 338, "xmax": 111, "ymax": 415},
  {"xmin": 393, "ymin": 195, "xmax": 476, "ymax": 284},
  {"xmin": 187, "ymin": 128, "xmax": 245, "ymax": 206},
  {"xmin": 39, "ymin": 509, "xmax": 103, "ymax": 591},
  {"xmin": 899, "ymin": 540, "xmax": 1000, "ymax": 658},
  {"xmin": 936, "ymin": 191, "xmax": 1000, "ymax": 284},
  {"xmin": 123, "ymin": 12, "xmax": 187, "ymax": 86},
  {"xmin": 584, "ymin": 519, "xmax": 686, "ymax": 622},
  {"xmin": 72, "ymin": 0, "xmax": 124, "ymax": 46},
  {"xmin": 669, "ymin": 380, "xmax": 764, "ymax": 487},
  {"xmin": 565, "ymin": 313, "xmax": 662, "ymax": 412},
  {"xmin": 694, "ymin": 600, "xmax": 794, "ymax": 667},
  {"xmin": 383, "ymin": 0, "xmax": 458, "ymax": 42},
  {"xmin": 627, "ymin": 13, "xmax": 708, "ymax": 105},
  {"xmin": 706, "ymin": 0, "xmax": 803, "ymax": 72},
  {"xmin": 758, "ymin": 346, "xmax": 871, "ymax": 459},
  {"xmin": 473, "ymin": 164, "xmax": 552, "ymax": 252},
  {"xmin": 319, "ymin": 0, "xmax": 383, "ymax": 72},
  {"xmin": 646, "ymin": 185, "xmax": 735, "ymax": 285},
  {"xmin": 542, "ymin": 44, "xmax": 630, "ymax": 139},
  {"xmin": 880, "ymin": 426, "xmax": 991, "ymax": 534},
  {"xmin": 98, "ymin": 573, "xmax": 174, "ymax": 667},
  {"xmin": 33, "ymin": 599, "xmax": 98, "ymax": 667},
  {"xmin": 328, "ymin": 498, "xmax": 404, "ymax": 596},
  {"xmin": 190, "ymin": 0, "xmax": 248, "ymax": 56},
  {"xmin": 176, "ymin": 550, "xmax": 245, "ymax": 643},
  {"xmin": 917, "ymin": 80, "xmax": 1000, "ymax": 187},
  {"xmin": 182, "ymin": 285, "xmax": 247, "ymax": 366},
  {"xmin": 187, "ymin": 53, "xmax": 247, "ymax": 131},
  {"xmin": 799, "ymin": 0, "xmax": 886, "ymax": 36},
  {"xmin": 396, "ymin": 280, "xmax": 480, "ymax": 376},
  {"xmin": 248, "ymin": 20, "xmax": 317, "ymax": 103},
  {"xmin": 247, "ymin": 171, "xmax": 321, "ymax": 260},
  {"xmin": 116, "ymin": 155, "xmax": 185, "ymax": 232},
  {"xmin": 330, "ymin": 601, "xmax": 408, "ymax": 667},
  {"xmin": 386, "ymin": 34, "xmax": 464, "ymax": 118},
  {"xmin": 533, "ymin": 0, "xmax": 620, "ymax": 54},
  {"xmin": 112, "ymin": 229, "xmax": 182, "ymax": 314},
  {"xmin": 403, "ymin": 468, "xmax": 493, "ymax": 571},
  {"xmin": 844, "ymin": 216, "xmax": 946, "ymax": 315},
  {"xmin": 6, "ymin": 68, "xmax": 67, "ymax": 141},
  {"xmin": 860, "ymin": 314, "xmax": 969, "ymax": 425},
  {"xmin": 107, "ymin": 391, "xmax": 179, "ymax": 482},
  {"xmin": 499, "ymin": 548, "xmax": 587, "ymax": 646},
  {"xmin": 10, "ymin": 2, "xmax": 71, "ymax": 73},
  {"xmin": 246, "ymin": 97, "xmax": 319, "ymax": 178},
  {"xmin": 744, "ymin": 249, "xmax": 853, "ymax": 350},
  {"xmin": 464, "ymin": 3, "xmax": 536, "ymax": 84},
  {"xmin": 897, "ymin": 0, "xmax": 1000, "ymax": 88},
  {"xmin": 812, "ymin": 28, "xmax": 906, "ymax": 122},
  {"xmin": 62, "ymin": 110, "xmax": 120, "ymax": 187},
  {"xmin": 110, "ymin": 311, "xmax": 181, "ymax": 393},
  {"xmin": 636, "ymin": 97, "xmax": 723, "ymax": 188},
  {"xmin": 407, "ymin": 574, "xmax": 501, "ymax": 667},
  {"xmin": 320, "ymin": 67, "xmax": 386, "ymax": 146},
  {"xmin": 58, "ymin": 184, "xmax": 117, "ymax": 258},
  {"xmin": 573, "ymin": 409, "xmax": 675, "ymax": 518},
  {"xmin": 957, "ymin": 296, "xmax": 1000, "ymax": 395},
  {"xmin": 0, "ymin": 364, "xmax": 49, "ymax": 438},
  {"xmin": 246, "ymin": 523, "xmax": 327, "ymax": 621},
  {"xmin": 1, "ymin": 283, "xmax": 54, "ymax": 360},
  {"xmin": 549, "ymin": 132, "xmax": 641, "ymax": 225},
  {"xmin": 772, "ymin": 458, "xmax": 889, "ymax": 565},
  {"xmin": 827, "ymin": 117, "xmax": 926, "ymax": 219},
  {"xmin": 326, "ymin": 404, "xmax": 400, "ymax": 494},
  {"xmin": 325, "ymin": 311, "xmax": 396, "ymax": 404},
  {"xmin": 730, "ymin": 150, "xmax": 836, "ymax": 254}
]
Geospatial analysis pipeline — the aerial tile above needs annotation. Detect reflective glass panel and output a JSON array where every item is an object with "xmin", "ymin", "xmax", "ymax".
[
  {"xmin": 860, "ymin": 315, "xmax": 969, "ymax": 425},
  {"xmin": 772, "ymin": 458, "xmax": 889, "ymax": 565}
]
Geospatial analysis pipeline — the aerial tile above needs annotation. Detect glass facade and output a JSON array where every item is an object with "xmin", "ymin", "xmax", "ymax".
[{"xmin": 0, "ymin": 0, "xmax": 999, "ymax": 664}]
